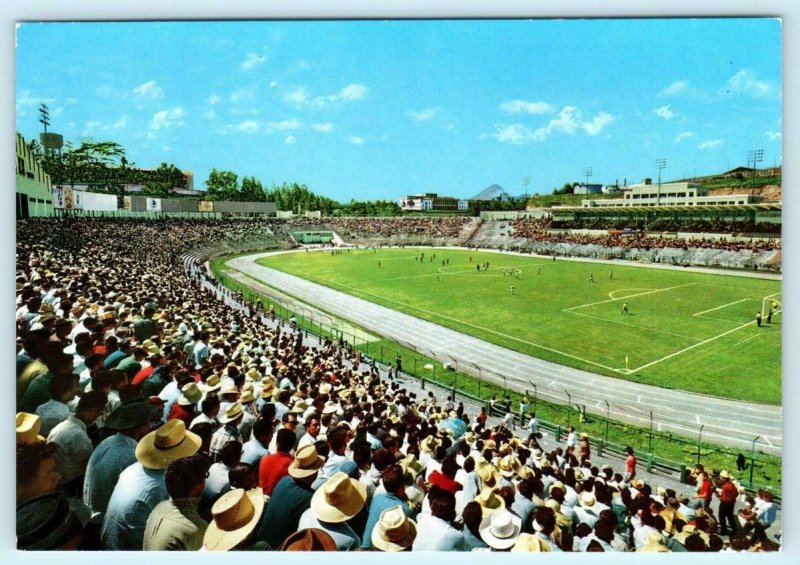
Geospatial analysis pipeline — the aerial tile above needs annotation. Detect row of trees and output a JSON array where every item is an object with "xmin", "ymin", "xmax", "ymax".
[{"xmin": 30, "ymin": 138, "xmax": 187, "ymax": 198}]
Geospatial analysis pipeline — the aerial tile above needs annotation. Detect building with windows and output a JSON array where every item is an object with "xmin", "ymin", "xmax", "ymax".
[
  {"xmin": 581, "ymin": 180, "xmax": 759, "ymax": 208},
  {"xmin": 398, "ymin": 193, "xmax": 470, "ymax": 212},
  {"xmin": 16, "ymin": 132, "xmax": 54, "ymax": 218}
]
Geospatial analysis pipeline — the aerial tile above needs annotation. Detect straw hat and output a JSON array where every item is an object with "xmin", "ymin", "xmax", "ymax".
[
  {"xmin": 371, "ymin": 505, "xmax": 417, "ymax": 552},
  {"xmin": 203, "ymin": 374, "xmax": 222, "ymax": 393},
  {"xmin": 280, "ymin": 528, "xmax": 337, "ymax": 551},
  {"xmin": 479, "ymin": 508, "xmax": 522, "ymax": 550},
  {"xmin": 512, "ymin": 533, "xmax": 552, "ymax": 553},
  {"xmin": 473, "ymin": 486, "xmax": 504, "ymax": 516},
  {"xmin": 477, "ymin": 463, "xmax": 502, "ymax": 488},
  {"xmin": 219, "ymin": 402, "xmax": 244, "ymax": 424},
  {"xmin": 318, "ymin": 382, "xmax": 332, "ymax": 395},
  {"xmin": 240, "ymin": 389, "xmax": 255, "ymax": 404},
  {"xmin": 484, "ymin": 439, "xmax": 497, "ymax": 451},
  {"xmin": 291, "ymin": 400, "xmax": 309, "ymax": 414},
  {"xmin": 260, "ymin": 378, "xmax": 276, "ymax": 398},
  {"xmin": 16, "ymin": 413, "xmax": 45, "ymax": 444},
  {"xmin": 498, "ymin": 455, "xmax": 518, "ymax": 478},
  {"xmin": 322, "ymin": 401, "xmax": 340, "ymax": 415},
  {"xmin": 245, "ymin": 368, "xmax": 260, "ymax": 382},
  {"xmin": 177, "ymin": 382, "xmax": 202, "ymax": 406},
  {"xmin": 311, "ymin": 472, "xmax": 367, "ymax": 523},
  {"xmin": 420, "ymin": 435, "xmax": 439, "ymax": 454},
  {"xmin": 288, "ymin": 444, "xmax": 325, "ymax": 479},
  {"xmin": 135, "ymin": 420, "xmax": 201, "ymax": 469},
  {"xmin": 399, "ymin": 453, "xmax": 423, "ymax": 481},
  {"xmin": 548, "ymin": 481, "xmax": 565, "ymax": 495},
  {"xmin": 641, "ymin": 531, "xmax": 669, "ymax": 552},
  {"xmin": 580, "ymin": 432, "xmax": 589, "ymax": 439},
  {"xmin": 203, "ymin": 488, "xmax": 265, "ymax": 551},
  {"xmin": 517, "ymin": 465, "xmax": 533, "ymax": 481},
  {"xmin": 579, "ymin": 492, "xmax": 596, "ymax": 509},
  {"xmin": 719, "ymin": 470, "xmax": 730, "ymax": 479},
  {"xmin": 220, "ymin": 382, "xmax": 239, "ymax": 397}
]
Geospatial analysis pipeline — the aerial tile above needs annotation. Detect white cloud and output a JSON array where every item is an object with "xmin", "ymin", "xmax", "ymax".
[
  {"xmin": 493, "ymin": 123, "xmax": 531, "ymax": 144},
  {"xmin": 349, "ymin": 136, "xmax": 365, "ymax": 145},
  {"xmin": 766, "ymin": 131, "xmax": 781, "ymax": 141},
  {"xmin": 112, "ymin": 116, "xmax": 127, "ymax": 129},
  {"xmin": 659, "ymin": 80, "xmax": 689, "ymax": 96},
  {"xmin": 499, "ymin": 100, "xmax": 553, "ymax": 115},
  {"xmin": 230, "ymin": 87, "xmax": 257, "ymax": 104},
  {"xmin": 267, "ymin": 118, "xmax": 302, "ymax": 131},
  {"xmin": 204, "ymin": 109, "xmax": 217, "ymax": 119},
  {"xmin": 339, "ymin": 83, "xmax": 368, "ymax": 101},
  {"xmin": 83, "ymin": 116, "xmax": 127, "ymax": 133},
  {"xmin": 408, "ymin": 108, "xmax": 437, "ymax": 121},
  {"xmin": 727, "ymin": 68, "xmax": 778, "ymax": 99},
  {"xmin": 283, "ymin": 88, "xmax": 308, "ymax": 105},
  {"xmin": 148, "ymin": 107, "xmax": 186, "ymax": 137},
  {"xmin": 284, "ymin": 135, "xmax": 296, "ymax": 144},
  {"xmin": 674, "ymin": 131, "xmax": 693, "ymax": 144},
  {"xmin": 85, "ymin": 120, "xmax": 103, "ymax": 130},
  {"xmin": 582, "ymin": 112, "xmax": 615, "ymax": 135},
  {"xmin": 269, "ymin": 81, "xmax": 278, "ymax": 88},
  {"xmin": 51, "ymin": 107, "xmax": 64, "ymax": 118},
  {"xmin": 232, "ymin": 120, "xmax": 261, "ymax": 133},
  {"xmin": 133, "ymin": 80, "xmax": 164, "ymax": 99},
  {"xmin": 241, "ymin": 52, "xmax": 266, "ymax": 70},
  {"xmin": 207, "ymin": 94, "xmax": 221, "ymax": 105},
  {"xmin": 162, "ymin": 145, "xmax": 171, "ymax": 152},
  {"xmin": 311, "ymin": 123, "xmax": 334, "ymax": 133},
  {"xmin": 533, "ymin": 106, "xmax": 581, "ymax": 139},
  {"xmin": 654, "ymin": 105, "xmax": 675, "ymax": 119},
  {"xmin": 65, "ymin": 97, "xmax": 79, "ymax": 105},
  {"xmin": 698, "ymin": 139, "xmax": 723, "ymax": 150},
  {"xmin": 16, "ymin": 90, "xmax": 56, "ymax": 112}
]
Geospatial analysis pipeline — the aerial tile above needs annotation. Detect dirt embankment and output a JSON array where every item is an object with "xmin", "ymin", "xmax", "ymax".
[{"xmin": 708, "ymin": 185, "xmax": 782, "ymax": 202}]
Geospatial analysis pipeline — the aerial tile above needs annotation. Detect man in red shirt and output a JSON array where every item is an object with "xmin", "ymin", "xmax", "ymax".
[
  {"xmin": 258, "ymin": 427, "xmax": 296, "ymax": 495},
  {"xmin": 428, "ymin": 455, "xmax": 463, "ymax": 494},
  {"xmin": 716, "ymin": 470, "xmax": 739, "ymax": 536}
]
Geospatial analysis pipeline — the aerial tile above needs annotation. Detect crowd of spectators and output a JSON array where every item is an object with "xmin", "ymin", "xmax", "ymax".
[
  {"xmin": 16, "ymin": 217, "xmax": 779, "ymax": 551},
  {"xmin": 511, "ymin": 219, "xmax": 780, "ymax": 253},
  {"xmin": 282, "ymin": 216, "xmax": 473, "ymax": 241},
  {"xmin": 549, "ymin": 217, "xmax": 782, "ymax": 236}
]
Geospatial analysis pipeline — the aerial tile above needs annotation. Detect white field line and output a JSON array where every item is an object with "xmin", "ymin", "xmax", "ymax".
[
  {"xmin": 562, "ymin": 283, "xmax": 696, "ymax": 312},
  {"xmin": 734, "ymin": 333, "xmax": 767, "ymax": 347},
  {"xmin": 625, "ymin": 318, "xmax": 759, "ymax": 374},
  {"xmin": 295, "ymin": 274, "xmax": 626, "ymax": 374},
  {"xmin": 566, "ymin": 310, "xmax": 702, "ymax": 342},
  {"xmin": 693, "ymin": 298, "xmax": 750, "ymax": 317}
]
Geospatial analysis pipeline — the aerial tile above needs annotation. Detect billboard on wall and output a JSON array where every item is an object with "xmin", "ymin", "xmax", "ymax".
[
  {"xmin": 81, "ymin": 191, "xmax": 117, "ymax": 212},
  {"xmin": 198, "ymin": 200, "xmax": 214, "ymax": 213},
  {"xmin": 53, "ymin": 186, "xmax": 65, "ymax": 208},
  {"xmin": 122, "ymin": 196, "xmax": 132, "ymax": 211},
  {"xmin": 161, "ymin": 198, "xmax": 199, "ymax": 213},
  {"xmin": 146, "ymin": 198, "xmax": 162, "ymax": 212}
]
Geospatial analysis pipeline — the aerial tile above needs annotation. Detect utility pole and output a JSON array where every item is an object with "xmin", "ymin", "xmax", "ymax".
[
  {"xmin": 522, "ymin": 176, "xmax": 530, "ymax": 207},
  {"xmin": 655, "ymin": 158, "xmax": 667, "ymax": 205},
  {"xmin": 747, "ymin": 149, "xmax": 763, "ymax": 195},
  {"xmin": 583, "ymin": 167, "xmax": 592, "ymax": 187}
]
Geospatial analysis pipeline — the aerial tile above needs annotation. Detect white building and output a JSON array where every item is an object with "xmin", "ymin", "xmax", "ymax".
[{"xmin": 582, "ymin": 181, "xmax": 758, "ymax": 208}]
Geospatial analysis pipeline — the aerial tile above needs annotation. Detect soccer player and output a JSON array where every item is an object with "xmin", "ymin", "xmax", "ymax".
[
  {"xmin": 510, "ymin": 284, "xmax": 515, "ymax": 296},
  {"xmin": 756, "ymin": 311, "xmax": 762, "ymax": 327},
  {"xmin": 589, "ymin": 273, "xmax": 595, "ymax": 283},
  {"xmin": 537, "ymin": 266, "xmax": 542, "ymax": 275},
  {"xmin": 609, "ymin": 270, "xmax": 613, "ymax": 279},
  {"xmin": 767, "ymin": 308, "xmax": 773, "ymax": 324},
  {"xmin": 621, "ymin": 302, "xmax": 628, "ymax": 314}
]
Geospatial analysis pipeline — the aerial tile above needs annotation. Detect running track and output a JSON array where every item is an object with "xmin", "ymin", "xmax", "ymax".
[{"xmin": 225, "ymin": 251, "xmax": 782, "ymax": 456}]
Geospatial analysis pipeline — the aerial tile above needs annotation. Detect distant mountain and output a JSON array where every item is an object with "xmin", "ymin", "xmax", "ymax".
[{"xmin": 471, "ymin": 184, "xmax": 512, "ymax": 201}]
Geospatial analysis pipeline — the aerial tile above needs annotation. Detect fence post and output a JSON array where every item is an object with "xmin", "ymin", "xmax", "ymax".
[
  {"xmin": 749, "ymin": 435, "xmax": 759, "ymax": 487},
  {"xmin": 647, "ymin": 411, "xmax": 654, "ymax": 468},
  {"xmin": 696, "ymin": 425, "xmax": 705, "ymax": 466},
  {"xmin": 602, "ymin": 400, "xmax": 610, "ymax": 457}
]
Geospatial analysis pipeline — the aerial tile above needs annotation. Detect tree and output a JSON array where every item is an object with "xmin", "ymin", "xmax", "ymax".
[
  {"xmin": 240, "ymin": 176, "xmax": 265, "ymax": 202},
  {"xmin": 205, "ymin": 169, "xmax": 239, "ymax": 200},
  {"xmin": 27, "ymin": 139, "xmax": 44, "ymax": 160}
]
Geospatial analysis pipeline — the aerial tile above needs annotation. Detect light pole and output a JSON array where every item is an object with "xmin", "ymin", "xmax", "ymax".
[
  {"xmin": 522, "ymin": 176, "xmax": 530, "ymax": 205},
  {"xmin": 747, "ymin": 149, "xmax": 763, "ymax": 195},
  {"xmin": 583, "ymin": 167, "xmax": 593, "ymax": 188},
  {"xmin": 655, "ymin": 158, "xmax": 667, "ymax": 206}
]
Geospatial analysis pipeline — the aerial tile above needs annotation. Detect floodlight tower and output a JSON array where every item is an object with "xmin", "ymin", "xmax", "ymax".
[
  {"xmin": 654, "ymin": 158, "xmax": 667, "ymax": 205},
  {"xmin": 583, "ymin": 167, "xmax": 592, "ymax": 187},
  {"xmin": 747, "ymin": 149, "xmax": 763, "ymax": 194},
  {"xmin": 522, "ymin": 176, "xmax": 530, "ymax": 203}
]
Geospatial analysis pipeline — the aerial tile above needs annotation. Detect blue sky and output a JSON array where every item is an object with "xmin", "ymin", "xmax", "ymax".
[{"xmin": 15, "ymin": 18, "xmax": 782, "ymax": 200}]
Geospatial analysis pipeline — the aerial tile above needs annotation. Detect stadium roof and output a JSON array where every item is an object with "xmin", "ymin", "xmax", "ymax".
[
  {"xmin": 545, "ymin": 203, "xmax": 782, "ymax": 214},
  {"xmin": 471, "ymin": 184, "xmax": 511, "ymax": 201}
]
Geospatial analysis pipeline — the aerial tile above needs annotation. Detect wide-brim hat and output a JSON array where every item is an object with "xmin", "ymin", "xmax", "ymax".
[
  {"xmin": 420, "ymin": 435, "xmax": 439, "ymax": 454},
  {"xmin": 240, "ymin": 390, "xmax": 255, "ymax": 404},
  {"xmin": 399, "ymin": 453, "xmax": 423, "ymax": 481},
  {"xmin": 16, "ymin": 492, "xmax": 88, "ymax": 550},
  {"xmin": 580, "ymin": 432, "xmax": 589, "ymax": 439},
  {"xmin": 311, "ymin": 471, "xmax": 367, "ymax": 523},
  {"xmin": 260, "ymin": 378, "xmax": 276, "ymax": 398},
  {"xmin": 719, "ymin": 470, "xmax": 730, "ymax": 479},
  {"xmin": 579, "ymin": 492, "xmax": 596, "ymax": 508},
  {"xmin": 280, "ymin": 528, "xmax": 337, "ymax": 551},
  {"xmin": 477, "ymin": 462, "xmax": 502, "ymax": 488},
  {"xmin": 474, "ymin": 486, "xmax": 504, "ymax": 516},
  {"xmin": 371, "ymin": 505, "xmax": 417, "ymax": 552},
  {"xmin": 512, "ymin": 533, "xmax": 551, "ymax": 553},
  {"xmin": 135, "ymin": 419, "xmax": 201, "ymax": 469},
  {"xmin": 104, "ymin": 398, "xmax": 157, "ymax": 431},
  {"xmin": 203, "ymin": 488, "xmax": 265, "ymax": 551},
  {"xmin": 641, "ymin": 531, "xmax": 669, "ymax": 552},
  {"xmin": 498, "ymin": 455, "xmax": 518, "ymax": 478},
  {"xmin": 178, "ymin": 382, "xmax": 202, "ymax": 406},
  {"xmin": 203, "ymin": 374, "xmax": 222, "ymax": 393},
  {"xmin": 219, "ymin": 402, "xmax": 244, "ymax": 424},
  {"xmin": 479, "ymin": 509, "xmax": 522, "ymax": 550},
  {"xmin": 291, "ymin": 400, "xmax": 309, "ymax": 414},
  {"xmin": 318, "ymin": 382, "xmax": 332, "ymax": 395},
  {"xmin": 16, "ymin": 412, "xmax": 45, "ymax": 444},
  {"xmin": 288, "ymin": 444, "xmax": 325, "ymax": 478},
  {"xmin": 322, "ymin": 401, "xmax": 339, "ymax": 415}
]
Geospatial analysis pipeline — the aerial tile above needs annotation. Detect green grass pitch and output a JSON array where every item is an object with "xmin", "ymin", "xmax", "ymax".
[{"xmin": 255, "ymin": 248, "xmax": 781, "ymax": 404}]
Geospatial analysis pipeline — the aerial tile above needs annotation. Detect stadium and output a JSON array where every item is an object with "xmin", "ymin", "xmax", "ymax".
[{"xmin": 13, "ymin": 17, "xmax": 783, "ymax": 555}]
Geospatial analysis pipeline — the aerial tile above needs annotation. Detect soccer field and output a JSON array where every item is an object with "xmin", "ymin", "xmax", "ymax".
[{"xmin": 256, "ymin": 248, "xmax": 781, "ymax": 404}]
